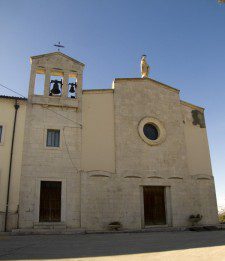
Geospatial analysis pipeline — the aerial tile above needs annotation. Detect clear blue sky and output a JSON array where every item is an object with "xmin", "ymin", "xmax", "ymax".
[{"xmin": 0, "ymin": 0, "xmax": 224, "ymax": 208}]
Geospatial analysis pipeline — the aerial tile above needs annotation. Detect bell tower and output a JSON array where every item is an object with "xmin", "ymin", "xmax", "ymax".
[
  {"xmin": 28, "ymin": 52, "xmax": 85, "ymax": 109},
  {"xmin": 19, "ymin": 52, "xmax": 85, "ymax": 229}
]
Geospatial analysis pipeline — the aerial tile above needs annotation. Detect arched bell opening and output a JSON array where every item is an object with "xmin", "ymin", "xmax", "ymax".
[
  {"xmin": 68, "ymin": 72, "xmax": 78, "ymax": 99},
  {"xmin": 49, "ymin": 69, "xmax": 64, "ymax": 96},
  {"xmin": 34, "ymin": 68, "xmax": 45, "ymax": 95}
]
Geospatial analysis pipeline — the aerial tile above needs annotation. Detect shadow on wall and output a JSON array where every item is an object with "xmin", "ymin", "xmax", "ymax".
[{"xmin": 0, "ymin": 231, "xmax": 225, "ymax": 260}]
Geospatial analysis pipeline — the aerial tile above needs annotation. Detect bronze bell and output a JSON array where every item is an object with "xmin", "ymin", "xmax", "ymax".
[
  {"xmin": 69, "ymin": 82, "xmax": 77, "ymax": 93},
  {"xmin": 50, "ymin": 79, "xmax": 62, "ymax": 95}
]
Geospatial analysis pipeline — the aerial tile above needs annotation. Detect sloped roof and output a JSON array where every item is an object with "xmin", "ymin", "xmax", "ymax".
[
  {"xmin": 0, "ymin": 95, "xmax": 27, "ymax": 101},
  {"xmin": 30, "ymin": 52, "xmax": 85, "ymax": 67}
]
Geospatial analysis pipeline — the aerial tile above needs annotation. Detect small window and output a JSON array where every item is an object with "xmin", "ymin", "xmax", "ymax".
[
  {"xmin": 143, "ymin": 123, "xmax": 159, "ymax": 140},
  {"xmin": 138, "ymin": 117, "xmax": 166, "ymax": 146},
  {"xmin": 0, "ymin": 126, "xmax": 3, "ymax": 143},
  {"xmin": 46, "ymin": 129, "xmax": 60, "ymax": 147}
]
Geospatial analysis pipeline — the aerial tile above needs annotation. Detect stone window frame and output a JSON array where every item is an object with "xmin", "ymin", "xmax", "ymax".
[
  {"xmin": 140, "ymin": 185, "xmax": 172, "ymax": 228},
  {"xmin": 138, "ymin": 117, "xmax": 166, "ymax": 146},
  {"xmin": 0, "ymin": 123, "xmax": 5, "ymax": 146},
  {"xmin": 46, "ymin": 129, "xmax": 60, "ymax": 148},
  {"xmin": 44, "ymin": 126, "xmax": 62, "ymax": 150}
]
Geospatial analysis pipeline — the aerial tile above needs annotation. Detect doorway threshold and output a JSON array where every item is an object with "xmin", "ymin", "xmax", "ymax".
[{"xmin": 33, "ymin": 222, "xmax": 66, "ymax": 230}]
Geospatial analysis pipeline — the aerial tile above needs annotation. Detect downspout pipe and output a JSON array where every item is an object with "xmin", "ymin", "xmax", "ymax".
[{"xmin": 4, "ymin": 99, "xmax": 20, "ymax": 232}]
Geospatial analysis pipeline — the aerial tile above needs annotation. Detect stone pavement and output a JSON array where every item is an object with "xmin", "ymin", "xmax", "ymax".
[{"xmin": 0, "ymin": 230, "xmax": 225, "ymax": 261}]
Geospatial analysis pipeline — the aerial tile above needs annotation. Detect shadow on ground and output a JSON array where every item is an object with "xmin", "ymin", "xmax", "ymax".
[{"xmin": 0, "ymin": 230, "xmax": 225, "ymax": 260}]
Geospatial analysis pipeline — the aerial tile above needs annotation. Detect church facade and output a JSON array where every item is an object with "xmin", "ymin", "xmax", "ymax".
[{"xmin": 0, "ymin": 52, "xmax": 218, "ymax": 232}]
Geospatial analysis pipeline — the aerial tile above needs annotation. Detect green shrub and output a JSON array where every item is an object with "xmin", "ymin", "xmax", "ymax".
[{"xmin": 219, "ymin": 211, "xmax": 225, "ymax": 223}]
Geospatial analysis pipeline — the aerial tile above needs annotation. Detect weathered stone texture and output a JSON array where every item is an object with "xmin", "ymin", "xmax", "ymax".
[
  {"xmin": 19, "ymin": 53, "xmax": 83, "ymax": 229},
  {"xmin": 16, "ymin": 53, "xmax": 218, "ymax": 231},
  {"xmin": 113, "ymin": 79, "xmax": 187, "ymax": 178},
  {"xmin": 79, "ymin": 78, "xmax": 218, "ymax": 230}
]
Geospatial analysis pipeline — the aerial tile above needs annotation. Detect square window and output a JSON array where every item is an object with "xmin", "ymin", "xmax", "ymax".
[
  {"xmin": 0, "ymin": 126, "xmax": 3, "ymax": 143},
  {"xmin": 46, "ymin": 129, "xmax": 60, "ymax": 147}
]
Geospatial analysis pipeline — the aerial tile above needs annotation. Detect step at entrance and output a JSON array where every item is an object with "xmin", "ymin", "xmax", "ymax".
[{"xmin": 33, "ymin": 222, "xmax": 66, "ymax": 230}]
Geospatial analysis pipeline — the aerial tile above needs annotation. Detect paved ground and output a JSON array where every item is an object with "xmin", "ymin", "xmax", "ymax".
[{"xmin": 0, "ymin": 231, "xmax": 225, "ymax": 261}]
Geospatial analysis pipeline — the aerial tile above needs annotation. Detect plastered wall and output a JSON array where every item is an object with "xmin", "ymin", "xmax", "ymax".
[
  {"xmin": 0, "ymin": 98, "xmax": 27, "ymax": 231},
  {"xmin": 82, "ymin": 90, "xmax": 115, "ymax": 173},
  {"xmin": 181, "ymin": 102, "xmax": 218, "ymax": 224},
  {"xmin": 181, "ymin": 103, "xmax": 212, "ymax": 176}
]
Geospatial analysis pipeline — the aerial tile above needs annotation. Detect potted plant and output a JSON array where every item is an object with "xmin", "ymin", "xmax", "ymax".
[
  {"xmin": 189, "ymin": 214, "xmax": 202, "ymax": 226},
  {"xmin": 108, "ymin": 221, "xmax": 122, "ymax": 231}
]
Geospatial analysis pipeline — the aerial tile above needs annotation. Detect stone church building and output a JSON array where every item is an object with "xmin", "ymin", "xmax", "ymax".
[{"xmin": 0, "ymin": 52, "xmax": 218, "ymax": 232}]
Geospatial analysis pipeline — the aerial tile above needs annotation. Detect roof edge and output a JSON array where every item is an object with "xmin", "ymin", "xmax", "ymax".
[
  {"xmin": 83, "ymin": 89, "xmax": 113, "ymax": 94},
  {"xmin": 180, "ymin": 100, "xmax": 205, "ymax": 111},
  {"xmin": 114, "ymin": 78, "xmax": 180, "ymax": 93},
  {"xmin": 0, "ymin": 95, "xmax": 27, "ymax": 101},
  {"xmin": 30, "ymin": 52, "xmax": 85, "ymax": 67}
]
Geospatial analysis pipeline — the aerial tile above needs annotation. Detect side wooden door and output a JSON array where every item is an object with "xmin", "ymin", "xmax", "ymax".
[{"xmin": 39, "ymin": 181, "xmax": 61, "ymax": 222}]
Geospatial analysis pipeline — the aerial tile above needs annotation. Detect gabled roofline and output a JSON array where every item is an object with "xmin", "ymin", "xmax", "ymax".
[
  {"xmin": 114, "ymin": 78, "xmax": 180, "ymax": 93},
  {"xmin": 30, "ymin": 52, "xmax": 85, "ymax": 67}
]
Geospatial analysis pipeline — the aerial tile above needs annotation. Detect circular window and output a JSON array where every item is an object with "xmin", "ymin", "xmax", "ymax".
[
  {"xmin": 138, "ymin": 117, "xmax": 166, "ymax": 146},
  {"xmin": 143, "ymin": 123, "xmax": 158, "ymax": 140}
]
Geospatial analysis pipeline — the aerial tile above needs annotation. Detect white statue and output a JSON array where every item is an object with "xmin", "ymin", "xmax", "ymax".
[{"xmin": 141, "ymin": 55, "xmax": 150, "ymax": 78}]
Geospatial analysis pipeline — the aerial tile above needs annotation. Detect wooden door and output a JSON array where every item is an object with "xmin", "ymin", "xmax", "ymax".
[
  {"xmin": 39, "ymin": 181, "xmax": 61, "ymax": 222},
  {"xmin": 143, "ymin": 186, "xmax": 166, "ymax": 226}
]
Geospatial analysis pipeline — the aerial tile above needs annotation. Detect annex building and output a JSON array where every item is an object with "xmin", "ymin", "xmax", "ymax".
[{"xmin": 0, "ymin": 52, "xmax": 218, "ymax": 232}]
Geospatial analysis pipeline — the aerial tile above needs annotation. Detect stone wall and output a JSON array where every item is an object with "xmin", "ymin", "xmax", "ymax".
[
  {"xmin": 19, "ymin": 103, "xmax": 82, "ymax": 228},
  {"xmin": 80, "ymin": 78, "xmax": 218, "ymax": 230},
  {"xmin": 19, "ymin": 53, "xmax": 84, "ymax": 229},
  {"xmin": 17, "ymin": 52, "xmax": 218, "ymax": 231},
  {"xmin": 113, "ymin": 78, "xmax": 187, "ymax": 179}
]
